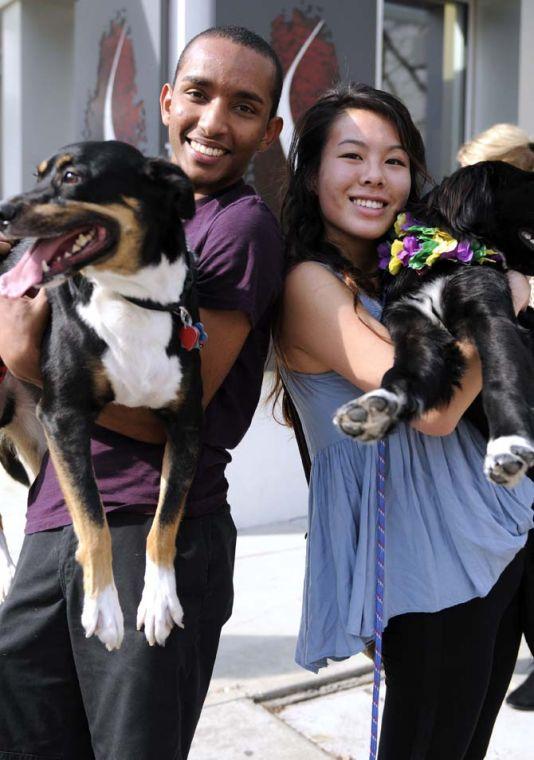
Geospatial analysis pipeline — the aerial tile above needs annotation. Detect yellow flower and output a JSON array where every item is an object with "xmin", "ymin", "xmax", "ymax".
[
  {"xmin": 432, "ymin": 231, "xmax": 457, "ymax": 256},
  {"xmin": 388, "ymin": 239, "xmax": 404, "ymax": 274},
  {"xmin": 394, "ymin": 213, "xmax": 407, "ymax": 237}
]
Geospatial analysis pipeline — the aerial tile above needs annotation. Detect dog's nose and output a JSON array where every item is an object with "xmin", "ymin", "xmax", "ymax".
[{"xmin": 0, "ymin": 202, "xmax": 18, "ymax": 229}]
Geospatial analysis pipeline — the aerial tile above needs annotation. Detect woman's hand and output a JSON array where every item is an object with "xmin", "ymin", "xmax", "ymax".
[{"xmin": 507, "ymin": 270, "xmax": 531, "ymax": 315}]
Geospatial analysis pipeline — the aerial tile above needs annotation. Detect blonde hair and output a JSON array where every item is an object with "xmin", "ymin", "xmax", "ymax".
[{"xmin": 457, "ymin": 123, "xmax": 534, "ymax": 170}]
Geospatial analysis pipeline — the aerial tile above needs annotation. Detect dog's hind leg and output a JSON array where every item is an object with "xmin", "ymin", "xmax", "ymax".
[
  {"xmin": 335, "ymin": 289, "xmax": 465, "ymax": 441},
  {"xmin": 468, "ymin": 317, "xmax": 534, "ymax": 487},
  {"xmin": 137, "ymin": 396, "xmax": 202, "ymax": 647},
  {"xmin": 37, "ymin": 406, "xmax": 124, "ymax": 650}
]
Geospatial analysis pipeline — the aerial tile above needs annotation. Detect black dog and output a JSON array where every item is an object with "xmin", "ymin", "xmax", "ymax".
[
  {"xmin": 0, "ymin": 140, "xmax": 202, "ymax": 650},
  {"xmin": 334, "ymin": 161, "xmax": 534, "ymax": 488}
]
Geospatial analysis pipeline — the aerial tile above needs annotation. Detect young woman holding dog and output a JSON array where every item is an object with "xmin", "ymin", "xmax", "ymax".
[{"xmin": 275, "ymin": 83, "xmax": 534, "ymax": 759}]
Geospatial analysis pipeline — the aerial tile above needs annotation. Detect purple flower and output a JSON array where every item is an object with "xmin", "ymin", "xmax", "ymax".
[
  {"xmin": 402, "ymin": 212, "xmax": 416, "ymax": 230},
  {"xmin": 403, "ymin": 235, "xmax": 420, "ymax": 254},
  {"xmin": 377, "ymin": 241, "xmax": 390, "ymax": 269},
  {"xmin": 455, "ymin": 240, "xmax": 473, "ymax": 262}
]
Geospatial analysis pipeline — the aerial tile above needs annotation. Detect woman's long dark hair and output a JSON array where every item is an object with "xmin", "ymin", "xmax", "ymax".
[{"xmin": 273, "ymin": 82, "xmax": 431, "ymax": 426}]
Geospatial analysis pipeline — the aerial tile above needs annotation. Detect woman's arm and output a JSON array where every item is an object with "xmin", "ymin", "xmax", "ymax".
[{"xmin": 280, "ymin": 262, "xmax": 521, "ymax": 437}]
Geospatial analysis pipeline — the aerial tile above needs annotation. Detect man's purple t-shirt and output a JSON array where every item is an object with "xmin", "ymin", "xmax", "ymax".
[{"xmin": 25, "ymin": 180, "xmax": 283, "ymax": 532}]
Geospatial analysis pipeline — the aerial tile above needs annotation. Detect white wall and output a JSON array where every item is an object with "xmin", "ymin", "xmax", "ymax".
[
  {"xmin": 468, "ymin": 0, "xmax": 521, "ymax": 137},
  {"xmin": 518, "ymin": 0, "xmax": 534, "ymax": 132},
  {"xmin": 1, "ymin": 0, "xmax": 75, "ymax": 197},
  {"xmin": 227, "ymin": 372, "xmax": 308, "ymax": 530}
]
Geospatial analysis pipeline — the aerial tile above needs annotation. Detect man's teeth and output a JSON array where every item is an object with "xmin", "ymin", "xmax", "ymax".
[
  {"xmin": 352, "ymin": 198, "xmax": 386, "ymax": 209},
  {"xmin": 189, "ymin": 139, "xmax": 225, "ymax": 157}
]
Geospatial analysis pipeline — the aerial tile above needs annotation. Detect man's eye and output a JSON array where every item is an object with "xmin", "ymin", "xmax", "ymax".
[
  {"xmin": 186, "ymin": 90, "xmax": 205, "ymax": 101},
  {"xmin": 62, "ymin": 170, "xmax": 81, "ymax": 185},
  {"xmin": 236, "ymin": 104, "xmax": 255, "ymax": 115}
]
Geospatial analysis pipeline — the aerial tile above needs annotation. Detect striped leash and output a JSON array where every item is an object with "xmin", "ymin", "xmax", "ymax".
[{"xmin": 370, "ymin": 438, "xmax": 386, "ymax": 760}]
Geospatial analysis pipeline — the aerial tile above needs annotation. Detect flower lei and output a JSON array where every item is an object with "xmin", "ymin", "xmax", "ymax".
[{"xmin": 378, "ymin": 212, "xmax": 505, "ymax": 276}]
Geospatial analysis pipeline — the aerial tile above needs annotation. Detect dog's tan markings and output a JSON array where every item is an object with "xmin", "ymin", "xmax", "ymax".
[
  {"xmin": 90, "ymin": 361, "xmax": 113, "ymax": 406},
  {"xmin": 44, "ymin": 435, "xmax": 113, "ymax": 596},
  {"xmin": 37, "ymin": 160, "xmax": 49, "ymax": 177},
  {"xmin": 146, "ymin": 443, "xmax": 188, "ymax": 569},
  {"xmin": 54, "ymin": 154, "xmax": 73, "ymax": 172}
]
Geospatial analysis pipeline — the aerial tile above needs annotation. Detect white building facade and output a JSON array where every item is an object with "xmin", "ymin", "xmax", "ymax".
[{"xmin": 0, "ymin": 0, "xmax": 531, "ymax": 527}]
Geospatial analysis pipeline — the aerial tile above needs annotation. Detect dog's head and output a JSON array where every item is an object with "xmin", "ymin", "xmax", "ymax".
[
  {"xmin": 420, "ymin": 161, "xmax": 534, "ymax": 274},
  {"xmin": 0, "ymin": 141, "xmax": 194, "ymax": 297}
]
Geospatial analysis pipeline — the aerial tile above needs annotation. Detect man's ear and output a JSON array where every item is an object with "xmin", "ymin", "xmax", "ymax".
[
  {"xmin": 145, "ymin": 158, "xmax": 195, "ymax": 219},
  {"xmin": 160, "ymin": 83, "xmax": 173, "ymax": 128},
  {"xmin": 258, "ymin": 116, "xmax": 283, "ymax": 153}
]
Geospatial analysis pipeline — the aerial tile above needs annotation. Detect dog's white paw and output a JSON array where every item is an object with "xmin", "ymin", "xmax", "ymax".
[
  {"xmin": 0, "ymin": 530, "xmax": 15, "ymax": 604},
  {"xmin": 484, "ymin": 436, "xmax": 534, "ymax": 488},
  {"xmin": 334, "ymin": 389, "xmax": 404, "ymax": 442},
  {"xmin": 136, "ymin": 557, "xmax": 184, "ymax": 647},
  {"xmin": 81, "ymin": 584, "xmax": 124, "ymax": 651}
]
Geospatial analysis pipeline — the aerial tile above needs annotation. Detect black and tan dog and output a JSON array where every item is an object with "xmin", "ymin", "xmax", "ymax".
[
  {"xmin": 0, "ymin": 140, "xmax": 202, "ymax": 650},
  {"xmin": 335, "ymin": 161, "xmax": 534, "ymax": 488}
]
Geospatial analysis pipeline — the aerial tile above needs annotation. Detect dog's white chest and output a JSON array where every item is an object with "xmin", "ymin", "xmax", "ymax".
[{"xmin": 77, "ymin": 288, "xmax": 183, "ymax": 409}]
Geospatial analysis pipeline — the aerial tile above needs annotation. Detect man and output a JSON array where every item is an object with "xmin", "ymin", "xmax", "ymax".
[{"xmin": 0, "ymin": 25, "xmax": 283, "ymax": 760}]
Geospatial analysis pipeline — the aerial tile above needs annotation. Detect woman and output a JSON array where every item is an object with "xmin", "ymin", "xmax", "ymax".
[{"xmin": 275, "ymin": 83, "xmax": 534, "ymax": 759}]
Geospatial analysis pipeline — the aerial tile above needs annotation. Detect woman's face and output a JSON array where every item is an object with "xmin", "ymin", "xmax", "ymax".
[{"xmin": 316, "ymin": 108, "xmax": 412, "ymax": 267}]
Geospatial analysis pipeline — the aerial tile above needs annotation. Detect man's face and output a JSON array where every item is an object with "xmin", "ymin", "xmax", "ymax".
[{"xmin": 160, "ymin": 37, "xmax": 282, "ymax": 198}]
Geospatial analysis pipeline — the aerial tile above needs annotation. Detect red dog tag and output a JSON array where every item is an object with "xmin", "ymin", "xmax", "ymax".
[{"xmin": 179, "ymin": 324, "xmax": 200, "ymax": 351}]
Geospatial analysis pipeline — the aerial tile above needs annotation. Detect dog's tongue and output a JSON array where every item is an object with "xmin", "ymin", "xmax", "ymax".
[{"xmin": 0, "ymin": 234, "xmax": 72, "ymax": 298}]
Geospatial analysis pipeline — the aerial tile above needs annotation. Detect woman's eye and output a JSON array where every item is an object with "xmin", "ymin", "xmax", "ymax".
[
  {"xmin": 62, "ymin": 170, "xmax": 81, "ymax": 185},
  {"xmin": 340, "ymin": 153, "xmax": 362, "ymax": 160},
  {"xmin": 387, "ymin": 158, "xmax": 407, "ymax": 167}
]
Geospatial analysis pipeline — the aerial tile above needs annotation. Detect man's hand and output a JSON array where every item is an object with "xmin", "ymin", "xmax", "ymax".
[{"xmin": 0, "ymin": 291, "xmax": 49, "ymax": 384}]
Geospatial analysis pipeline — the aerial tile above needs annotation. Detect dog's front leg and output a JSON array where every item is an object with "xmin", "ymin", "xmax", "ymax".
[
  {"xmin": 37, "ymin": 404, "xmax": 124, "ymax": 650},
  {"xmin": 335, "ymin": 295, "xmax": 465, "ymax": 441},
  {"xmin": 137, "ymin": 398, "xmax": 201, "ymax": 646}
]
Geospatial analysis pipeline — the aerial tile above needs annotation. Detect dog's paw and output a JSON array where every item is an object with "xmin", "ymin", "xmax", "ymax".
[
  {"xmin": 81, "ymin": 584, "xmax": 124, "ymax": 651},
  {"xmin": 136, "ymin": 558, "xmax": 184, "ymax": 647},
  {"xmin": 334, "ymin": 389, "xmax": 403, "ymax": 442},
  {"xmin": 484, "ymin": 436, "xmax": 534, "ymax": 488}
]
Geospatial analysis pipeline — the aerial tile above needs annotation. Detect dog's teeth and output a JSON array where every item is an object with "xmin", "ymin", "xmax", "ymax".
[
  {"xmin": 71, "ymin": 243, "xmax": 82, "ymax": 253},
  {"xmin": 41, "ymin": 261, "xmax": 50, "ymax": 272},
  {"xmin": 64, "ymin": 252, "xmax": 72, "ymax": 259}
]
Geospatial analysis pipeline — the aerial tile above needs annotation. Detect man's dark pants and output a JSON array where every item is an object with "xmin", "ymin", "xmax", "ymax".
[{"xmin": 0, "ymin": 509, "xmax": 236, "ymax": 760}]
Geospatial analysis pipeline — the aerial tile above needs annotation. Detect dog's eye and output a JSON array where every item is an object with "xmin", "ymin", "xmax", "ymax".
[{"xmin": 62, "ymin": 170, "xmax": 81, "ymax": 185}]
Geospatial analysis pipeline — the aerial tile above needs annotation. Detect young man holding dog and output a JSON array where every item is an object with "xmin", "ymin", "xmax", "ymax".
[{"xmin": 0, "ymin": 26, "xmax": 283, "ymax": 760}]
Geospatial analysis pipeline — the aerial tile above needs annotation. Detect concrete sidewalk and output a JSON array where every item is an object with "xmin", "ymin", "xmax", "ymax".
[
  {"xmin": 190, "ymin": 517, "xmax": 534, "ymax": 760},
  {"xmin": 1, "ymin": 474, "xmax": 533, "ymax": 758}
]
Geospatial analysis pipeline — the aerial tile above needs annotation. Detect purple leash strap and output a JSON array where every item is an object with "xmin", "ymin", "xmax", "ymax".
[{"xmin": 370, "ymin": 438, "xmax": 386, "ymax": 760}]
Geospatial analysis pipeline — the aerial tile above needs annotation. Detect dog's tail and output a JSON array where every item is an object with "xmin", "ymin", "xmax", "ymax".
[{"xmin": 0, "ymin": 434, "xmax": 30, "ymax": 486}]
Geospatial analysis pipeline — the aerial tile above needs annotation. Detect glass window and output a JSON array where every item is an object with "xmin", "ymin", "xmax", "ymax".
[{"xmin": 382, "ymin": 0, "xmax": 468, "ymax": 179}]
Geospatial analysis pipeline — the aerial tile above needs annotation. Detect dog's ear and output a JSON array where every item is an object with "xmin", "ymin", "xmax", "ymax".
[
  {"xmin": 424, "ymin": 163, "xmax": 495, "ymax": 236},
  {"xmin": 144, "ymin": 158, "xmax": 195, "ymax": 219}
]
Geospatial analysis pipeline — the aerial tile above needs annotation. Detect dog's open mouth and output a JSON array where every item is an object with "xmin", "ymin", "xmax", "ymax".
[
  {"xmin": 519, "ymin": 228, "xmax": 534, "ymax": 251},
  {"xmin": 0, "ymin": 224, "xmax": 113, "ymax": 297}
]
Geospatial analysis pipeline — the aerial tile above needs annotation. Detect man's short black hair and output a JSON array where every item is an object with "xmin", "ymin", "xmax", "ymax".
[{"xmin": 173, "ymin": 25, "xmax": 283, "ymax": 119}]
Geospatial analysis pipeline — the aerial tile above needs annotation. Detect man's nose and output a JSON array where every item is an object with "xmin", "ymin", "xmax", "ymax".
[{"xmin": 197, "ymin": 99, "xmax": 228, "ymax": 136}]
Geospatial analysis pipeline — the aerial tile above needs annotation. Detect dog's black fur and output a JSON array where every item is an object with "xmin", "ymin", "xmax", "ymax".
[
  {"xmin": 0, "ymin": 141, "xmax": 202, "ymax": 649},
  {"xmin": 335, "ymin": 161, "xmax": 534, "ymax": 488}
]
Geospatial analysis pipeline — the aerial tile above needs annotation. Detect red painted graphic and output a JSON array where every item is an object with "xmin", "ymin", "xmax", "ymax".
[{"xmin": 83, "ymin": 12, "xmax": 147, "ymax": 149}]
